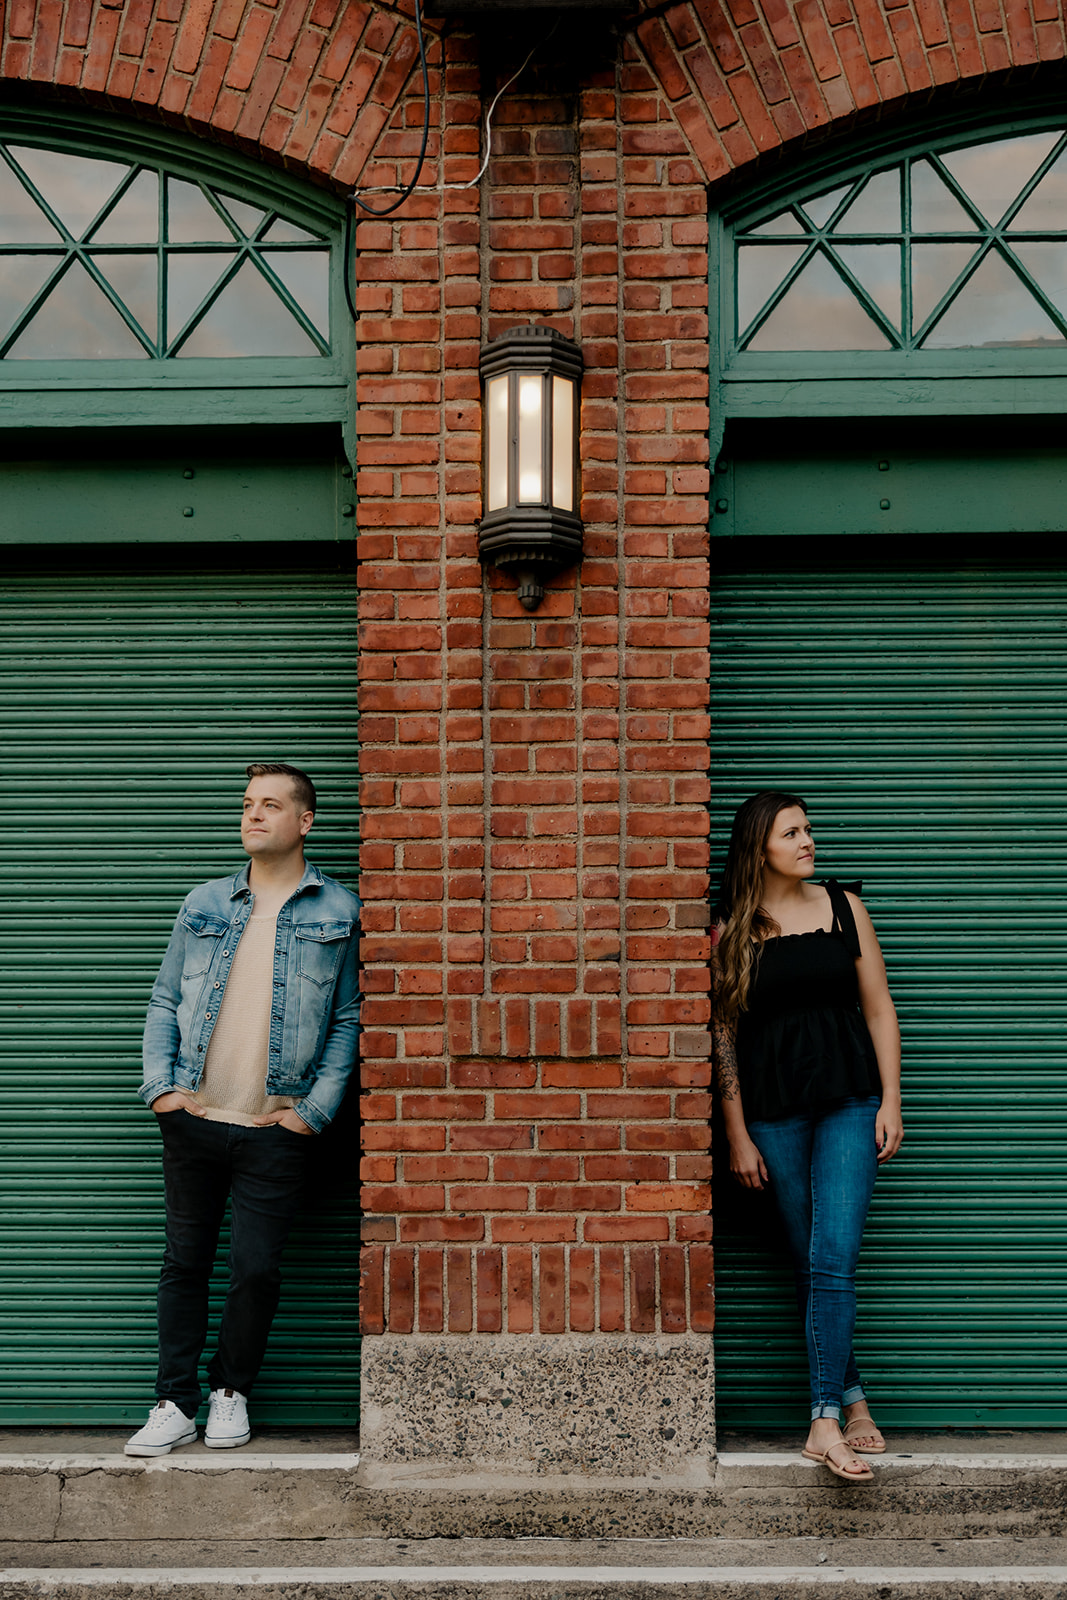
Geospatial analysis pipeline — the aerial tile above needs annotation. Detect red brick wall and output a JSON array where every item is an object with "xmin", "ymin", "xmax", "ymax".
[
  {"xmin": 4, "ymin": 0, "xmax": 1066, "ymax": 1338},
  {"xmin": 361, "ymin": 1069, "xmax": 716, "ymax": 1332},
  {"xmin": 355, "ymin": 17, "xmax": 717, "ymax": 1336}
]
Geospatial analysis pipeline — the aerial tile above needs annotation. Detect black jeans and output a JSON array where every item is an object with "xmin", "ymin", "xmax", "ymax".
[{"xmin": 155, "ymin": 1109, "xmax": 311, "ymax": 1417}]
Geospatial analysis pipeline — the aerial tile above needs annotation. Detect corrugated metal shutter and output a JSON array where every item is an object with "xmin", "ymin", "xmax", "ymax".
[
  {"xmin": 0, "ymin": 555, "xmax": 360, "ymax": 1425},
  {"xmin": 711, "ymin": 546, "xmax": 1067, "ymax": 1430}
]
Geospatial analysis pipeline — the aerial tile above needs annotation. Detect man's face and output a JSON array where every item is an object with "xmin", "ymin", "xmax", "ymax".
[{"xmin": 241, "ymin": 776, "xmax": 313, "ymax": 862}]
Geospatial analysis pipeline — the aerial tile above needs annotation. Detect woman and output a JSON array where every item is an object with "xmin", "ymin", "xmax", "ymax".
[{"xmin": 712, "ymin": 791, "xmax": 903, "ymax": 1484}]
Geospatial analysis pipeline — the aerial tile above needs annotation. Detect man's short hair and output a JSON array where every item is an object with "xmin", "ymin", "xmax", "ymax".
[{"xmin": 245, "ymin": 762, "xmax": 316, "ymax": 814}]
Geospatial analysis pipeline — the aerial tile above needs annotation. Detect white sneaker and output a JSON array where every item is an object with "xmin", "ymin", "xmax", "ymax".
[
  {"xmin": 205, "ymin": 1386, "xmax": 251, "ymax": 1448},
  {"xmin": 124, "ymin": 1400, "xmax": 198, "ymax": 1457}
]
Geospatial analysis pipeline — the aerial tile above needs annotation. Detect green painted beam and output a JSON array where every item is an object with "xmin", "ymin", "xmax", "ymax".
[
  {"xmin": 0, "ymin": 455, "xmax": 353, "ymax": 543},
  {"xmin": 713, "ymin": 441, "xmax": 1067, "ymax": 538}
]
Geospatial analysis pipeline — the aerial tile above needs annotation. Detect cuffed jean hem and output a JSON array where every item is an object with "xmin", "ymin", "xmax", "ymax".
[{"xmin": 810, "ymin": 1388, "xmax": 865, "ymax": 1422}]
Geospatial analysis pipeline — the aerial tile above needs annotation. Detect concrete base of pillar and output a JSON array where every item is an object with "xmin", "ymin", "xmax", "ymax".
[{"xmin": 356, "ymin": 1332, "xmax": 715, "ymax": 1525}]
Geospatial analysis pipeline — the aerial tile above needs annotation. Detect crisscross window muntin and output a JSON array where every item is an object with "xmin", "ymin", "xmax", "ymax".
[
  {"xmin": 0, "ymin": 142, "xmax": 333, "ymax": 361},
  {"xmin": 733, "ymin": 127, "xmax": 1067, "ymax": 356}
]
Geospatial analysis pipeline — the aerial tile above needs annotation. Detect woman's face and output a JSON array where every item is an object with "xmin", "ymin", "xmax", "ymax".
[{"xmin": 762, "ymin": 805, "xmax": 815, "ymax": 882}]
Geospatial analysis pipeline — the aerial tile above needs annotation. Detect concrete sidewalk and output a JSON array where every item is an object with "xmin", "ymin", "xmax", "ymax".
[
  {"xmin": 3, "ymin": 1550, "xmax": 1067, "ymax": 1599},
  {"xmin": 4, "ymin": 1534, "xmax": 1067, "ymax": 1567}
]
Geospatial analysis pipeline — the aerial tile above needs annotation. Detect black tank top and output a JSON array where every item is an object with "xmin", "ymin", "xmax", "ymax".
[{"xmin": 735, "ymin": 879, "xmax": 881, "ymax": 1122}]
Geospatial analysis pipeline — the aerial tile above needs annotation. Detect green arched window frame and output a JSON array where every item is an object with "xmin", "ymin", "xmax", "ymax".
[
  {"xmin": 0, "ymin": 106, "xmax": 353, "ymax": 446},
  {"xmin": 711, "ymin": 104, "xmax": 1067, "ymax": 455}
]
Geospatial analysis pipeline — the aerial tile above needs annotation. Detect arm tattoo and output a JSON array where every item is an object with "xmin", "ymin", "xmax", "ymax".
[
  {"xmin": 712, "ymin": 1015, "xmax": 740, "ymax": 1102},
  {"xmin": 710, "ymin": 944, "xmax": 740, "ymax": 1101}
]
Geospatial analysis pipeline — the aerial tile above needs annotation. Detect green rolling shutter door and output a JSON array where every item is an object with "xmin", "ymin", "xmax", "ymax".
[
  {"xmin": 711, "ymin": 547, "xmax": 1067, "ymax": 1429},
  {"xmin": 0, "ymin": 558, "xmax": 360, "ymax": 1424}
]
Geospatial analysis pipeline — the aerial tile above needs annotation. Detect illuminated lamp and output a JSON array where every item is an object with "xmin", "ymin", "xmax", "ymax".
[{"xmin": 478, "ymin": 324, "xmax": 583, "ymax": 611}]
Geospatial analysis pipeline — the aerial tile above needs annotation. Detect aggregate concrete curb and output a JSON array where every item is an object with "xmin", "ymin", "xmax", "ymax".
[
  {"xmin": 0, "ymin": 1456, "xmax": 362, "ymax": 1545},
  {"xmin": 3, "ymin": 1568, "xmax": 1067, "ymax": 1599},
  {"xmin": 4, "ymin": 1447, "xmax": 1067, "ymax": 1540}
]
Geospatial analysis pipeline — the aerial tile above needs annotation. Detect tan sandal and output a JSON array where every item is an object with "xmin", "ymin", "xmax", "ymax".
[
  {"xmin": 802, "ymin": 1440, "xmax": 875, "ymax": 1482},
  {"xmin": 842, "ymin": 1412, "xmax": 886, "ymax": 1455}
]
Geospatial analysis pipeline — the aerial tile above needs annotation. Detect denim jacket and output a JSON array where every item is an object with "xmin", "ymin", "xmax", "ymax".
[{"xmin": 141, "ymin": 861, "xmax": 361, "ymax": 1133}]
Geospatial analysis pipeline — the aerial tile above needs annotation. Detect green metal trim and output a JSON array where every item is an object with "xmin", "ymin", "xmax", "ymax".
[
  {"xmin": 714, "ymin": 93, "xmax": 1067, "ymax": 225},
  {"xmin": 0, "ymin": 106, "xmax": 343, "ymax": 232},
  {"xmin": 720, "ymin": 376, "xmax": 1067, "ymax": 419},
  {"xmin": 707, "ymin": 202, "xmax": 726, "ymax": 472},
  {"xmin": 713, "ymin": 443, "xmax": 1067, "ymax": 539},
  {"xmin": 0, "ymin": 452, "xmax": 355, "ymax": 544},
  {"xmin": 0, "ymin": 383, "xmax": 348, "ymax": 434}
]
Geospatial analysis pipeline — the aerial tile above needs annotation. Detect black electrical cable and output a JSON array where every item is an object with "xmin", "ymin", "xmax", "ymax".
[
  {"xmin": 350, "ymin": 0, "xmax": 431, "ymax": 218},
  {"xmin": 342, "ymin": 202, "xmax": 358, "ymax": 325},
  {"xmin": 342, "ymin": 0, "xmax": 549, "ymax": 321}
]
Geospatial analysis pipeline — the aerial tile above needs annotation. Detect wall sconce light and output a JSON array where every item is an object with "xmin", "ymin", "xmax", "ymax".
[{"xmin": 478, "ymin": 325, "xmax": 584, "ymax": 611}]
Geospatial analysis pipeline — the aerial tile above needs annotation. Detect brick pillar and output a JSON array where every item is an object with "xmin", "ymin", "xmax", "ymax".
[{"xmin": 356, "ymin": 16, "xmax": 714, "ymax": 1523}]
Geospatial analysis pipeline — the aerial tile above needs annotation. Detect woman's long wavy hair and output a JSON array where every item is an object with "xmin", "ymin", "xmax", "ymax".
[{"xmin": 714, "ymin": 790, "xmax": 808, "ymax": 1025}]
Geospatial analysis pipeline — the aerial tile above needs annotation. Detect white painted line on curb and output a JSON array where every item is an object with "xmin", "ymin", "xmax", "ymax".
[
  {"xmin": 3, "ymin": 1450, "xmax": 1064, "ymax": 1474},
  {"xmin": 3, "ymin": 1568, "xmax": 1067, "ymax": 1587},
  {"xmin": 717, "ymin": 1452, "xmax": 1067, "ymax": 1470},
  {"xmin": 0, "ymin": 1455, "xmax": 360, "ymax": 1471}
]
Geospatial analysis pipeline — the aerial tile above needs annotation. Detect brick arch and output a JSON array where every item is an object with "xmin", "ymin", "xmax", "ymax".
[
  {"xmin": 0, "ymin": 0, "xmax": 438, "ymax": 192},
  {"xmin": 630, "ymin": 0, "xmax": 1067, "ymax": 184}
]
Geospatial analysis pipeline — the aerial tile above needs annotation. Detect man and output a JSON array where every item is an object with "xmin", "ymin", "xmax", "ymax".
[{"xmin": 125, "ymin": 762, "xmax": 361, "ymax": 1456}]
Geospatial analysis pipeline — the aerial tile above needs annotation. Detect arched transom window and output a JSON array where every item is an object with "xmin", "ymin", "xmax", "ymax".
[
  {"xmin": 735, "ymin": 129, "xmax": 1067, "ymax": 354},
  {"xmin": 712, "ymin": 113, "xmax": 1067, "ymax": 444},
  {"xmin": 0, "ymin": 111, "xmax": 350, "ymax": 434},
  {"xmin": 0, "ymin": 143, "xmax": 331, "ymax": 360}
]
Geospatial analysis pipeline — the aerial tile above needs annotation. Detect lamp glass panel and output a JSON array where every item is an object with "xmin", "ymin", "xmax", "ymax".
[
  {"xmin": 486, "ymin": 373, "xmax": 509, "ymax": 511},
  {"xmin": 551, "ymin": 374, "xmax": 574, "ymax": 511},
  {"xmin": 517, "ymin": 372, "xmax": 543, "ymax": 503}
]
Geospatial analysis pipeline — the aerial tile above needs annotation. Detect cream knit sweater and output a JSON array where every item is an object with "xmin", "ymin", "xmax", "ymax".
[{"xmin": 192, "ymin": 913, "xmax": 297, "ymax": 1126}]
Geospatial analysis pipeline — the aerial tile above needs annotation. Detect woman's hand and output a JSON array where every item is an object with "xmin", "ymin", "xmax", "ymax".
[
  {"xmin": 850, "ymin": 892, "xmax": 903, "ymax": 1161},
  {"xmin": 875, "ymin": 1101, "xmax": 903, "ymax": 1163},
  {"xmin": 730, "ymin": 1133, "xmax": 769, "ymax": 1190}
]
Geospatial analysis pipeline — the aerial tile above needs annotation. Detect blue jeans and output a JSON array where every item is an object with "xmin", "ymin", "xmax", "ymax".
[
  {"xmin": 748, "ymin": 1096, "xmax": 880, "ymax": 1422},
  {"xmin": 155, "ymin": 1109, "xmax": 312, "ymax": 1417}
]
